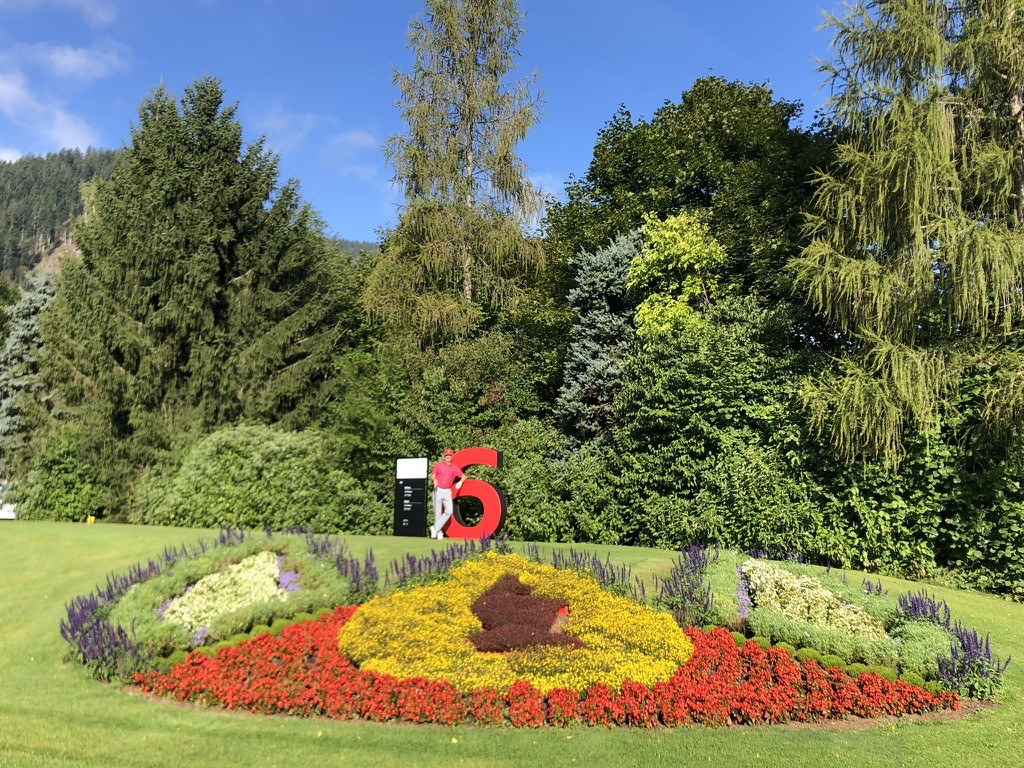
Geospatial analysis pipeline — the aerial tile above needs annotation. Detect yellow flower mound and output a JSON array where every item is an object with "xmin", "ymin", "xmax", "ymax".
[{"xmin": 337, "ymin": 552, "xmax": 693, "ymax": 694}]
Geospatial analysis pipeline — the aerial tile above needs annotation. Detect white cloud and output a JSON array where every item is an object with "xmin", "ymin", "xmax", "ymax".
[
  {"xmin": 529, "ymin": 171, "xmax": 566, "ymax": 200},
  {"xmin": 331, "ymin": 128, "xmax": 378, "ymax": 155},
  {"xmin": 0, "ymin": 0, "xmax": 117, "ymax": 26},
  {"xmin": 0, "ymin": 146, "xmax": 22, "ymax": 162},
  {"xmin": 0, "ymin": 69, "xmax": 100, "ymax": 149},
  {"xmin": 60, "ymin": 0, "xmax": 117, "ymax": 26},
  {"xmin": 0, "ymin": 70, "xmax": 33, "ymax": 113},
  {"xmin": 19, "ymin": 41, "xmax": 128, "ymax": 81},
  {"xmin": 46, "ymin": 107, "xmax": 98, "ymax": 148},
  {"xmin": 254, "ymin": 103, "xmax": 328, "ymax": 155},
  {"xmin": 327, "ymin": 128, "xmax": 383, "ymax": 183}
]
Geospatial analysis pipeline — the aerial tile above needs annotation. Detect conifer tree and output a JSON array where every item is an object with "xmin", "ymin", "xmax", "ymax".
[
  {"xmin": 555, "ymin": 232, "xmax": 640, "ymax": 443},
  {"xmin": 38, "ymin": 78, "xmax": 354, "ymax": 513},
  {"xmin": 0, "ymin": 273, "xmax": 56, "ymax": 478},
  {"xmin": 364, "ymin": 0, "xmax": 544, "ymax": 342},
  {"xmin": 791, "ymin": 0, "xmax": 1024, "ymax": 465}
]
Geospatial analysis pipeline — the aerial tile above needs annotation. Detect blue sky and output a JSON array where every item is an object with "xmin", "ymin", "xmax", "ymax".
[{"xmin": 0, "ymin": 0, "xmax": 844, "ymax": 242}]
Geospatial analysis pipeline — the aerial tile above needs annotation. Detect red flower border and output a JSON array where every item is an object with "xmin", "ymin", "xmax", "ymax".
[{"xmin": 135, "ymin": 606, "xmax": 959, "ymax": 727}]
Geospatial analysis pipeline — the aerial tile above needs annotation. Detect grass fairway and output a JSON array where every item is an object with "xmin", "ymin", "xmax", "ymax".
[{"xmin": 1, "ymin": 521, "xmax": 1021, "ymax": 768}]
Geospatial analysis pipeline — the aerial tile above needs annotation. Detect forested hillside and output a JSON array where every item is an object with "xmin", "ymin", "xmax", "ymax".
[
  {"xmin": 0, "ymin": 149, "xmax": 118, "ymax": 279},
  {"xmin": 2, "ymin": 0, "xmax": 1022, "ymax": 604}
]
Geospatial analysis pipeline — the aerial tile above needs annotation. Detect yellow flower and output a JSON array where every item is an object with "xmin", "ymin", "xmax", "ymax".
[{"xmin": 338, "ymin": 552, "xmax": 693, "ymax": 693}]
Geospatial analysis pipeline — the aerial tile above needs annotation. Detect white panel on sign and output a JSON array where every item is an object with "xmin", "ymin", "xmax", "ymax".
[{"xmin": 396, "ymin": 458, "xmax": 428, "ymax": 480}]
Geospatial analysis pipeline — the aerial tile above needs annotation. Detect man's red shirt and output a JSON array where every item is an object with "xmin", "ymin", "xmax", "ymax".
[{"xmin": 432, "ymin": 461, "xmax": 464, "ymax": 490}]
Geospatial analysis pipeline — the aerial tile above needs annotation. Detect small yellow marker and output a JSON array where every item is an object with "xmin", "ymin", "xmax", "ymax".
[{"xmin": 87, "ymin": 516, "xmax": 96, "ymax": 524}]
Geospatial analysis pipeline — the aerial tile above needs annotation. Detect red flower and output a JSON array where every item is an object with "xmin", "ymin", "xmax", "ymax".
[
  {"xmin": 135, "ymin": 614, "xmax": 959, "ymax": 728},
  {"xmin": 506, "ymin": 680, "xmax": 545, "ymax": 727}
]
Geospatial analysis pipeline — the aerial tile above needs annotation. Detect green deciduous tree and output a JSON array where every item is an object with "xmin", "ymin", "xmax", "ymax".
[
  {"xmin": 791, "ymin": 0, "xmax": 1024, "ymax": 466},
  {"xmin": 627, "ymin": 212, "xmax": 729, "ymax": 339},
  {"xmin": 364, "ymin": 0, "xmax": 544, "ymax": 342},
  {"xmin": 545, "ymin": 77, "xmax": 828, "ymax": 303},
  {"xmin": 611, "ymin": 296, "xmax": 836, "ymax": 555}
]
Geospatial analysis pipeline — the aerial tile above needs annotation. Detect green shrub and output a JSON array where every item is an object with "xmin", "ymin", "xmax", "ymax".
[
  {"xmin": 250, "ymin": 623, "xmax": 272, "ymax": 636},
  {"xmin": 750, "ymin": 636, "xmax": 771, "ymax": 650},
  {"xmin": 155, "ymin": 649, "xmax": 188, "ymax": 673},
  {"xmin": 730, "ymin": 631, "xmax": 745, "ymax": 646},
  {"xmin": 774, "ymin": 641, "xmax": 796, "ymax": 656},
  {"xmin": 846, "ymin": 663, "xmax": 868, "ymax": 677},
  {"xmin": 900, "ymin": 671, "xmax": 926, "ymax": 687},
  {"xmin": 270, "ymin": 618, "xmax": 290, "ymax": 635},
  {"xmin": 691, "ymin": 439, "xmax": 841, "ymax": 560},
  {"xmin": 867, "ymin": 665, "xmax": 898, "ymax": 682},
  {"xmin": 820, "ymin": 654, "xmax": 847, "ymax": 669},
  {"xmin": 795, "ymin": 647, "xmax": 822, "ymax": 663},
  {"xmin": 746, "ymin": 607, "xmax": 899, "ymax": 666},
  {"xmin": 132, "ymin": 425, "xmax": 387, "ymax": 533},
  {"xmin": 888, "ymin": 619, "xmax": 952, "ymax": 680},
  {"xmin": 18, "ymin": 435, "xmax": 104, "ymax": 522},
  {"xmin": 228, "ymin": 633, "xmax": 250, "ymax": 646}
]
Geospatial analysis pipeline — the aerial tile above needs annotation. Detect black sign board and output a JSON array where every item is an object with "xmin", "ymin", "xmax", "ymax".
[{"xmin": 393, "ymin": 478, "xmax": 427, "ymax": 537}]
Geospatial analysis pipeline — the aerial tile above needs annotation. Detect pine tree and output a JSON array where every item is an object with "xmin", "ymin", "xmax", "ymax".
[
  {"xmin": 791, "ymin": 0, "xmax": 1024, "ymax": 465},
  {"xmin": 364, "ymin": 0, "xmax": 544, "ymax": 342},
  {"xmin": 38, "ymin": 77, "xmax": 355, "ymax": 514},
  {"xmin": 555, "ymin": 232, "xmax": 640, "ymax": 443},
  {"xmin": 0, "ymin": 273, "xmax": 56, "ymax": 478}
]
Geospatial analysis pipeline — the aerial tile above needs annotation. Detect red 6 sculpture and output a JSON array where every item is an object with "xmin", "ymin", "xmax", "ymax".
[{"xmin": 445, "ymin": 447, "xmax": 506, "ymax": 540}]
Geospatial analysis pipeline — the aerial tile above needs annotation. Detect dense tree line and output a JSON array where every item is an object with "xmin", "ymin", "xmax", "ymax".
[
  {"xmin": 0, "ymin": 149, "xmax": 118, "ymax": 279},
  {"xmin": 2, "ymin": 0, "xmax": 1022, "ymax": 601}
]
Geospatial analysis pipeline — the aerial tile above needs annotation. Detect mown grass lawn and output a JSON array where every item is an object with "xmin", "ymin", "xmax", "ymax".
[{"xmin": 1, "ymin": 521, "xmax": 1021, "ymax": 768}]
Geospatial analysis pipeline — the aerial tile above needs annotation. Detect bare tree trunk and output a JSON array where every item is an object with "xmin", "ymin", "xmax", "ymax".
[
  {"xmin": 463, "ymin": 145, "xmax": 474, "ymax": 301},
  {"xmin": 1012, "ymin": 90, "xmax": 1024, "ymax": 226}
]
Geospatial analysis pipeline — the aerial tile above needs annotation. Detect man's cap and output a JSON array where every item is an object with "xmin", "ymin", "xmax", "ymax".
[{"xmin": 443, "ymin": 448, "xmax": 455, "ymax": 457}]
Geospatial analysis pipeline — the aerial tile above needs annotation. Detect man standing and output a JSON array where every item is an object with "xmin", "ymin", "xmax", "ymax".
[{"xmin": 429, "ymin": 448, "xmax": 465, "ymax": 539}]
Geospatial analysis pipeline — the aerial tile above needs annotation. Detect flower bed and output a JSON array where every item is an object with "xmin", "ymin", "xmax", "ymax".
[
  {"xmin": 62, "ymin": 530, "xmax": 376, "ymax": 678},
  {"xmin": 738, "ymin": 558, "xmax": 1011, "ymax": 694},
  {"xmin": 136, "ymin": 608, "xmax": 958, "ymax": 726},
  {"xmin": 64, "ymin": 532, "xmax": 988, "ymax": 726}
]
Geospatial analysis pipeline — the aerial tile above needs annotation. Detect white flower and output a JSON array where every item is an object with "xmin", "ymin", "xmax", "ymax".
[{"xmin": 162, "ymin": 551, "xmax": 287, "ymax": 633}]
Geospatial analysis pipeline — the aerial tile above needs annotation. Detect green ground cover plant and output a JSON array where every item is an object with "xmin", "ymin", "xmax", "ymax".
[{"xmin": 2, "ymin": 522, "xmax": 1023, "ymax": 768}]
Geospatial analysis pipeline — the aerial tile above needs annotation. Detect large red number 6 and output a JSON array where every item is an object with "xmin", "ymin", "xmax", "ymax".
[{"xmin": 446, "ymin": 447, "xmax": 506, "ymax": 540}]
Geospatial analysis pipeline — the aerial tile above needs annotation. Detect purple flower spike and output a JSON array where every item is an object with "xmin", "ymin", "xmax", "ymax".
[
  {"xmin": 278, "ymin": 570, "xmax": 301, "ymax": 592},
  {"xmin": 736, "ymin": 566, "xmax": 752, "ymax": 619}
]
